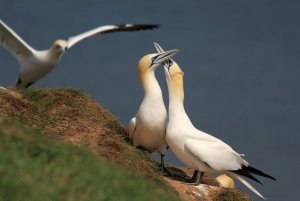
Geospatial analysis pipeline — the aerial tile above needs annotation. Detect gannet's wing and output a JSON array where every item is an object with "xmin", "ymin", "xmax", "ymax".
[
  {"xmin": 0, "ymin": 20, "xmax": 35, "ymax": 60},
  {"xmin": 127, "ymin": 117, "xmax": 136, "ymax": 139},
  {"xmin": 185, "ymin": 137, "xmax": 247, "ymax": 171},
  {"xmin": 67, "ymin": 24, "xmax": 160, "ymax": 49}
]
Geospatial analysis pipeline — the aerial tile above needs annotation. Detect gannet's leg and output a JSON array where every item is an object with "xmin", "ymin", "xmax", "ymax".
[
  {"xmin": 186, "ymin": 171, "xmax": 204, "ymax": 185},
  {"xmin": 191, "ymin": 170, "xmax": 199, "ymax": 182},
  {"xmin": 160, "ymin": 154, "xmax": 173, "ymax": 177},
  {"xmin": 196, "ymin": 172, "xmax": 204, "ymax": 185}
]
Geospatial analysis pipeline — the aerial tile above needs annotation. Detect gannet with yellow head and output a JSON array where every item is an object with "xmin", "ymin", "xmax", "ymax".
[
  {"xmin": 155, "ymin": 42, "xmax": 275, "ymax": 199},
  {"xmin": 128, "ymin": 48, "xmax": 179, "ymax": 173},
  {"xmin": 0, "ymin": 19, "xmax": 159, "ymax": 88}
]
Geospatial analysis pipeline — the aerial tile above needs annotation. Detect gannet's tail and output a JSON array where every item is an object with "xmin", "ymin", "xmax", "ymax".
[{"xmin": 226, "ymin": 171, "xmax": 266, "ymax": 199}]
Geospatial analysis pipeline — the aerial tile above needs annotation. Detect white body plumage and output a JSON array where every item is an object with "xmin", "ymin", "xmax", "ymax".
[{"xmin": 128, "ymin": 49, "xmax": 179, "ymax": 168}]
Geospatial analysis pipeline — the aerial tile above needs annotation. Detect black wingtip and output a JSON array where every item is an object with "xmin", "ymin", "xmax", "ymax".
[
  {"xmin": 117, "ymin": 24, "xmax": 160, "ymax": 31},
  {"xmin": 100, "ymin": 24, "xmax": 160, "ymax": 34},
  {"xmin": 245, "ymin": 165, "xmax": 276, "ymax": 181},
  {"xmin": 150, "ymin": 24, "xmax": 160, "ymax": 29}
]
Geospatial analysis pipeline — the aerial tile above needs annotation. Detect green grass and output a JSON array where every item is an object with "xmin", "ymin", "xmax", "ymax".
[
  {"xmin": 0, "ymin": 121, "xmax": 179, "ymax": 201},
  {"xmin": 23, "ymin": 88, "xmax": 87, "ymax": 110}
]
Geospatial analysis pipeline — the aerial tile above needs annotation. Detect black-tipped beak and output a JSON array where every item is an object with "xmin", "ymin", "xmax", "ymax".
[{"xmin": 150, "ymin": 49, "xmax": 179, "ymax": 67}]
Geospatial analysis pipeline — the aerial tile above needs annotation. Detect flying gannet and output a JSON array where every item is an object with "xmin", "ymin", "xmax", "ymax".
[
  {"xmin": 128, "ymin": 48, "xmax": 179, "ymax": 174},
  {"xmin": 0, "ymin": 19, "xmax": 159, "ymax": 88},
  {"xmin": 157, "ymin": 43, "xmax": 275, "ymax": 199}
]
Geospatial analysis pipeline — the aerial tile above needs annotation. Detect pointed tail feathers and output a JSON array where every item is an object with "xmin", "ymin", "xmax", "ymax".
[
  {"xmin": 244, "ymin": 165, "xmax": 276, "ymax": 181},
  {"xmin": 226, "ymin": 172, "xmax": 266, "ymax": 199},
  {"xmin": 231, "ymin": 169, "xmax": 263, "ymax": 185}
]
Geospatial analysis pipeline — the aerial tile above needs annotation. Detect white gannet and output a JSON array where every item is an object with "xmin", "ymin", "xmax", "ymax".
[
  {"xmin": 158, "ymin": 43, "xmax": 275, "ymax": 199},
  {"xmin": 128, "ymin": 48, "xmax": 179, "ymax": 173},
  {"xmin": 0, "ymin": 19, "xmax": 159, "ymax": 88},
  {"xmin": 154, "ymin": 42, "xmax": 200, "ymax": 182}
]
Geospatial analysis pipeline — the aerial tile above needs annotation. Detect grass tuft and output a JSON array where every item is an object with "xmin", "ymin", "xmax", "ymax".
[{"xmin": 212, "ymin": 188, "xmax": 251, "ymax": 201}]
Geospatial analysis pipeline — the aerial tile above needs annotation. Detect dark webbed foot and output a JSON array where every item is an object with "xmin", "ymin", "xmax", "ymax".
[{"xmin": 186, "ymin": 171, "xmax": 204, "ymax": 185}]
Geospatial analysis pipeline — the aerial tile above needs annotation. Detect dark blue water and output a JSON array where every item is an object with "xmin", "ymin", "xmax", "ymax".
[{"xmin": 1, "ymin": 1, "xmax": 299, "ymax": 200}]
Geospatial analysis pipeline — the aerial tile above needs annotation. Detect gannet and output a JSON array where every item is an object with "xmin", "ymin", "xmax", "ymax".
[
  {"xmin": 0, "ymin": 19, "xmax": 159, "ymax": 88},
  {"xmin": 159, "ymin": 44, "xmax": 275, "ymax": 199},
  {"xmin": 154, "ymin": 42, "xmax": 200, "ymax": 182},
  {"xmin": 128, "ymin": 48, "xmax": 179, "ymax": 173}
]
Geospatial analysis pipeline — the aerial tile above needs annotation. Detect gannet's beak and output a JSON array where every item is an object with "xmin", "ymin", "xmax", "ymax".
[
  {"xmin": 153, "ymin": 42, "xmax": 173, "ymax": 69},
  {"xmin": 150, "ymin": 49, "xmax": 179, "ymax": 67},
  {"xmin": 154, "ymin": 42, "xmax": 164, "ymax": 54}
]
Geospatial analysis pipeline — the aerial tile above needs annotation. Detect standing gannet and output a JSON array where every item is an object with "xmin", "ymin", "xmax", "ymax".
[
  {"xmin": 128, "ymin": 48, "xmax": 179, "ymax": 173},
  {"xmin": 160, "ymin": 45, "xmax": 275, "ymax": 199},
  {"xmin": 0, "ymin": 19, "xmax": 159, "ymax": 88},
  {"xmin": 154, "ymin": 42, "xmax": 200, "ymax": 182}
]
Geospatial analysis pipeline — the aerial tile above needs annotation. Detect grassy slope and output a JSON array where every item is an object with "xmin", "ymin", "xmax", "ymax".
[
  {"xmin": 0, "ymin": 88, "xmax": 179, "ymax": 201},
  {"xmin": 0, "ymin": 121, "xmax": 177, "ymax": 201},
  {"xmin": 0, "ymin": 88, "xmax": 250, "ymax": 201}
]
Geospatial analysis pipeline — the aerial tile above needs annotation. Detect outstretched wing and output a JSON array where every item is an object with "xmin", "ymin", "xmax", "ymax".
[
  {"xmin": 185, "ymin": 137, "xmax": 247, "ymax": 171},
  {"xmin": 67, "ymin": 24, "xmax": 160, "ymax": 49},
  {"xmin": 0, "ymin": 20, "xmax": 34, "ymax": 60}
]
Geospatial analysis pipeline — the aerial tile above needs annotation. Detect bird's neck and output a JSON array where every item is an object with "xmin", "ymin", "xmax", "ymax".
[
  {"xmin": 167, "ymin": 76, "xmax": 192, "ymax": 125},
  {"xmin": 140, "ymin": 71, "xmax": 163, "ymax": 99},
  {"xmin": 47, "ymin": 49, "xmax": 63, "ymax": 61},
  {"xmin": 168, "ymin": 75, "xmax": 184, "ymax": 108}
]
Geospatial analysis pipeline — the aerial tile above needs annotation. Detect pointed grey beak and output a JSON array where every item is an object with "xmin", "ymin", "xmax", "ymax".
[
  {"xmin": 154, "ymin": 42, "xmax": 164, "ymax": 54},
  {"xmin": 151, "ymin": 49, "xmax": 179, "ymax": 67},
  {"xmin": 153, "ymin": 42, "xmax": 174, "ymax": 68}
]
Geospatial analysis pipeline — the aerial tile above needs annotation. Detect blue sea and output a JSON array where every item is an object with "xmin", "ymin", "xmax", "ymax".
[{"xmin": 1, "ymin": 1, "xmax": 299, "ymax": 200}]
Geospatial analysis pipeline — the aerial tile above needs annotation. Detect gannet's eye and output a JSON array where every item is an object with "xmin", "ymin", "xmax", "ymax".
[
  {"xmin": 151, "ymin": 55, "xmax": 159, "ymax": 63},
  {"xmin": 167, "ymin": 59, "xmax": 173, "ymax": 67},
  {"xmin": 55, "ymin": 45, "xmax": 61, "ymax": 50},
  {"xmin": 149, "ymin": 55, "xmax": 160, "ymax": 68}
]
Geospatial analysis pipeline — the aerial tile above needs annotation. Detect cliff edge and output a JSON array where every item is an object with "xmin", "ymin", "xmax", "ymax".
[{"xmin": 0, "ymin": 88, "xmax": 250, "ymax": 201}]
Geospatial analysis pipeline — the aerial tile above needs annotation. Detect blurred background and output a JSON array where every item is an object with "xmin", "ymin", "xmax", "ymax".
[{"xmin": 1, "ymin": 0, "xmax": 299, "ymax": 200}]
